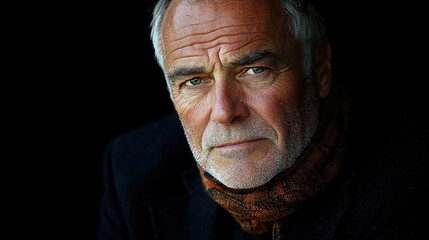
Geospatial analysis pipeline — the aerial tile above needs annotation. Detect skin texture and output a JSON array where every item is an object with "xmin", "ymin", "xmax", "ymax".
[{"xmin": 161, "ymin": 0, "xmax": 332, "ymax": 189}]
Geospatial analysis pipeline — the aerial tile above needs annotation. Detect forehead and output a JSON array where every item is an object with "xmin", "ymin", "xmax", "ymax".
[
  {"xmin": 164, "ymin": 0, "xmax": 281, "ymax": 33},
  {"xmin": 161, "ymin": 0, "xmax": 286, "ymax": 65}
]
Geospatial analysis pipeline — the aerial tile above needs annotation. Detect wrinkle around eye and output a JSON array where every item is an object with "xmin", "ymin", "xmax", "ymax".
[
  {"xmin": 181, "ymin": 78, "xmax": 213, "ymax": 91},
  {"xmin": 175, "ymin": 81, "xmax": 212, "ymax": 104},
  {"xmin": 237, "ymin": 68, "xmax": 276, "ymax": 88}
]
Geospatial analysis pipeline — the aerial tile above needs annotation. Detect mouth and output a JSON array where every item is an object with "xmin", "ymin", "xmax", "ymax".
[{"xmin": 214, "ymin": 138, "xmax": 265, "ymax": 150}]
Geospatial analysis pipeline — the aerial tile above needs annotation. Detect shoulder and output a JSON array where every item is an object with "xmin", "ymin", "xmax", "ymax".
[
  {"xmin": 104, "ymin": 113, "xmax": 196, "ymax": 203},
  {"xmin": 108, "ymin": 112, "xmax": 187, "ymax": 159},
  {"xmin": 342, "ymin": 109, "xmax": 428, "ymax": 239},
  {"xmin": 349, "ymin": 109, "xmax": 427, "ymax": 197}
]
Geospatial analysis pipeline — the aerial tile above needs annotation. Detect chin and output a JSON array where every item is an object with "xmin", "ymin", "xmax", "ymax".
[{"xmin": 207, "ymin": 158, "xmax": 285, "ymax": 189}]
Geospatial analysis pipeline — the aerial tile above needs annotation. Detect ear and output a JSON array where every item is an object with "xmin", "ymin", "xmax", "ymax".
[{"xmin": 313, "ymin": 39, "xmax": 332, "ymax": 99}]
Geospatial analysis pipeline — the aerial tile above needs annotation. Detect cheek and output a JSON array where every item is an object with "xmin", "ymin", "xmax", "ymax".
[
  {"xmin": 251, "ymin": 94, "xmax": 289, "ymax": 132},
  {"xmin": 173, "ymin": 95, "xmax": 211, "ymax": 147},
  {"xmin": 246, "ymin": 82, "xmax": 304, "ymax": 138},
  {"xmin": 248, "ymin": 81, "xmax": 301, "ymax": 118}
]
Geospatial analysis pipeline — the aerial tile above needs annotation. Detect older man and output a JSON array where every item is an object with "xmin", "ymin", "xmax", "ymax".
[{"xmin": 98, "ymin": 0, "xmax": 426, "ymax": 239}]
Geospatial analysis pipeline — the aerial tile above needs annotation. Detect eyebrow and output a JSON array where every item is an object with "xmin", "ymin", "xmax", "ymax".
[
  {"xmin": 167, "ymin": 66, "xmax": 206, "ymax": 84},
  {"xmin": 167, "ymin": 50, "xmax": 280, "ymax": 83},
  {"xmin": 227, "ymin": 50, "xmax": 280, "ymax": 67}
]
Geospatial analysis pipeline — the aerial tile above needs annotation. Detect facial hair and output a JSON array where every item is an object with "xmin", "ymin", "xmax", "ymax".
[{"xmin": 181, "ymin": 83, "xmax": 320, "ymax": 189}]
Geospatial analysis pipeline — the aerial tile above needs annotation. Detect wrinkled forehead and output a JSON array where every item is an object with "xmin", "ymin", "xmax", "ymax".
[{"xmin": 162, "ymin": 0, "xmax": 285, "ymax": 39}]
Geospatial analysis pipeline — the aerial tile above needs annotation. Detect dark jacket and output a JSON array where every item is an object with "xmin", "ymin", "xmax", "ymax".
[{"xmin": 98, "ymin": 112, "xmax": 427, "ymax": 240}]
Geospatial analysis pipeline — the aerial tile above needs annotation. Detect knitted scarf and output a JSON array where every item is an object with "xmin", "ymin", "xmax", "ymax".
[{"xmin": 198, "ymin": 83, "xmax": 349, "ymax": 237}]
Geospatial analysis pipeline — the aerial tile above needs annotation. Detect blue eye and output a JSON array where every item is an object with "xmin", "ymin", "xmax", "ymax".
[
  {"xmin": 185, "ymin": 78, "xmax": 202, "ymax": 86},
  {"xmin": 246, "ymin": 67, "xmax": 265, "ymax": 75}
]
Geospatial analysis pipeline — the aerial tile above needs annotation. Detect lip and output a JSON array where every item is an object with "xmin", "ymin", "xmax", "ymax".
[{"xmin": 214, "ymin": 138, "xmax": 264, "ymax": 149}]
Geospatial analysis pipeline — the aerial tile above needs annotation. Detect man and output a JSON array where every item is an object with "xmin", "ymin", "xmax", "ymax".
[{"xmin": 98, "ymin": 0, "xmax": 427, "ymax": 239}]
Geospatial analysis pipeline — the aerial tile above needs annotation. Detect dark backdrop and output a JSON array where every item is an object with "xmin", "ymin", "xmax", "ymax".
[{"xmin": 19, "ymin": 1, "xmax": 426, "ymax": 238}]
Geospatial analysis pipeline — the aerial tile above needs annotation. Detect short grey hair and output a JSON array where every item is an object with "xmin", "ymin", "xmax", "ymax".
[{"xmin": 150, "ymin": 0, "xmax": 326, "ymax": 81}]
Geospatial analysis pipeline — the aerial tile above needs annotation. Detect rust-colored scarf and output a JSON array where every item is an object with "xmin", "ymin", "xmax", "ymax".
[{"xmin": 198, "ymin": 84, "xmax": 349, "ymax": 237}]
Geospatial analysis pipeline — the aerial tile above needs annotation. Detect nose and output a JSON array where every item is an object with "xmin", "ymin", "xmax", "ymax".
[{"xmin": 210, "ymin": 81, "xmax": 249, "ymax": 124}]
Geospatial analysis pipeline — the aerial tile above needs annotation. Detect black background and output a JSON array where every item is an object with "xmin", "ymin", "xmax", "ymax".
[{"xmin": 10, "ymin": 0, "xmax": 427, "ymax": 238}]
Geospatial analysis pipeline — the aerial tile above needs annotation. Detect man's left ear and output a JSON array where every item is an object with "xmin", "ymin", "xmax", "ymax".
[{"xmin": 313, "ymin": 39, "xmax": 332, "ymax": 99}]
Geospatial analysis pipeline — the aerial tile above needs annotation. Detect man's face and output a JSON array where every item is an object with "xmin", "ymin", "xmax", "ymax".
[{"xmin": 161, "ymin": 0, "xmax": 321, "ymax": 189}]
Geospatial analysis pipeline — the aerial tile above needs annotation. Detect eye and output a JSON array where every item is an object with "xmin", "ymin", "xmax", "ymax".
[
  {"xmin": 185, "ymin": 77, "xmax": 203, "ymax": 86},
  {"xmin": 245, "ymin": 67, "xmax": 265, "ymax": 75}
]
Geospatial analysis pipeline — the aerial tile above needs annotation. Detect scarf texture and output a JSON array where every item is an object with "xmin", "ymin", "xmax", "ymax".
[{"xmin": 198, "ymin": 83, "xmax": 349, "ymax": 237}]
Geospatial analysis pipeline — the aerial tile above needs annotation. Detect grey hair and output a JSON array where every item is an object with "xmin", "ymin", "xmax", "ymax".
[{"xmin": 150, "ymin": 0, "xmax": 326, "ymax": 82}]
